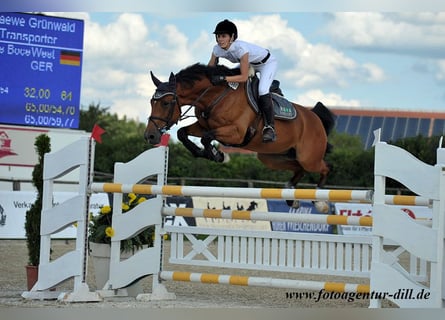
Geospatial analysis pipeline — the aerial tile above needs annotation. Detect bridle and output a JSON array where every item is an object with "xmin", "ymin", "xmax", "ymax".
[
  {"xmin": 148, "ymin": 91, "xmax": 179, "ymax": 135},
  {"xmin": 148, "ymin": 79, "xmax": 233, "ymax": 135}
]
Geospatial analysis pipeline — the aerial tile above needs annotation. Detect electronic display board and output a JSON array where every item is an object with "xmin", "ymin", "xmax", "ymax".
[{"xmin": 0, "ymin": 13, "xmax": 84, "ymax": 129}]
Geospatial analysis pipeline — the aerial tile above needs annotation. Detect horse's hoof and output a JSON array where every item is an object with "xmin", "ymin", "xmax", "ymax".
[
  {"xmin": 313, "ymin": 200, "xmax": 330, "ymax": 213},
  {"xmin": 213, "ymin": 151, "xmax": 227, "ymax": 163},
  {"xmin": 286, "ymin": 200, "xmax": 300, "ymax": 208},
  {"xmin": 284, "ymin": 181, "xmax": 295, "ymax": 189},
  {"xmin": 222, "ymin": 152, "xmax": 230, "ymax": 163}
]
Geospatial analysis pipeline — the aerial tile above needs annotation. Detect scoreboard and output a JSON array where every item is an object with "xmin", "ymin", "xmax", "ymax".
[{"xmin": 0, "ymin": 13, "xmax": 84, "ymax": 129}]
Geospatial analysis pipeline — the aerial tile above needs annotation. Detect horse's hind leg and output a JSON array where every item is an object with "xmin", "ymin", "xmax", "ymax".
[
  {"xmin": 257, "ymin": 153, "xmax": 306, "ymax": 186},
  {"xmin": 285, "ymin": 164, "xmax": 306, "ymax": 208},
  {"xmin": 302, "ymin": 158, "xmax": 331, "ymax": 213},
  {"xmin": 257, "ymin": 153, "xmax": 307, "ymax": 207},
  {"xmin": 316, "ymin": 160, "xmax": 331, "ymax": 188},
  {"xmin": 286, "ymin": 164, "xmax": 305, "ymax": 188}
]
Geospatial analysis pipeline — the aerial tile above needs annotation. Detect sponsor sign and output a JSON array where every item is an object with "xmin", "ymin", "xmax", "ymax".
[
  {"xmin": 0, "ymin": 191, "xmax": 108, "ymax": 239},
  {"xmin": 164, "ymin": 196, "xmax": 195, "ymax": 227},
  {"xmin": 334, "ymin": 202, "xmax": 432, "ymax": 235},
  {"xmin": 0, "ymin": 125, "xmax": 48, "ymax": 167},
  {"xmin": 268, "ymin": 200, "xmax": 334, "ymax": 234},
  {"xmin": 193, "ymin": 197, "xmax": 271, "ymax": 231}
]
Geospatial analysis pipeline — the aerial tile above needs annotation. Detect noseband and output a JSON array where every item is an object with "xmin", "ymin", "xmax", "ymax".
[{"xmin": 148, "ymin": 91, "xmax": 179, "ymax": 135}]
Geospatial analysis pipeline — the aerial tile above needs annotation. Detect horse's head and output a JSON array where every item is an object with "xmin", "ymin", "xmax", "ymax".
[{"xmin": 144, "ymin": 71, "xmax": 181, "ymax": 145}]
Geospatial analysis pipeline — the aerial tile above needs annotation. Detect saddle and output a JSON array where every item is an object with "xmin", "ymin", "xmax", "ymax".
[
  {"xmin": 246, "ymin": 76, "xmax": 297, "ymax": 120},
  {"xmin": 222, "ymin": 76, "xmax": 297, "ymax": 148}
]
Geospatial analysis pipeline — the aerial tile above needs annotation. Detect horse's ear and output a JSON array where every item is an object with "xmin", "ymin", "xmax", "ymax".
[
  {"xmin": 150, "ymin": 71, "xmax": 162, "ymax": 88},
  {"xmin": 168, "ymin": 72, "xmax": 175, "ymax": 85}
]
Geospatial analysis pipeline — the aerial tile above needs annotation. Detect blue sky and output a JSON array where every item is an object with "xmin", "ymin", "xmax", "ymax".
[
  {"xmin": 2, "ymin": 2, "xmax": 445, "ymax": 126},
  {"xmin": 70, "ymin": 11, "xmax": 445, "ymax": 124}
]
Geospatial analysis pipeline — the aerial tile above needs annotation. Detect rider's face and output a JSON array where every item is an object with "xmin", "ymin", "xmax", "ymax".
[{"xmin": 216, "ymin": 33, "xmax": 232, "ymax": 50}]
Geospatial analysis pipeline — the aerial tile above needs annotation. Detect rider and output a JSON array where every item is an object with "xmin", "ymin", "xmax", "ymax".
[{"xmin": 208, "ymin": 19, "xmax": 277, "ymax": 143}]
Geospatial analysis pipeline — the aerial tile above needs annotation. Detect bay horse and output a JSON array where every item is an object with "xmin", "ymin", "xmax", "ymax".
[{"xmin": 145, "ymin": 63, "xmax": 335, "ymax": 190}]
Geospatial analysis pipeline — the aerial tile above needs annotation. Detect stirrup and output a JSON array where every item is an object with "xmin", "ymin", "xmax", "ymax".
[{"xmin": 262, "ymin": 125, "xmax": 276, "ymax": 142}]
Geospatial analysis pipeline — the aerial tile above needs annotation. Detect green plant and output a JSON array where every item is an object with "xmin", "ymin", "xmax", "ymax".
[
  {"xmin": 25, "ymin": 134, "xmax": 51, "ymax": 266},
  {"xmin": 88, "ymin": 192, "xmax": 154, "ymax": 252}
]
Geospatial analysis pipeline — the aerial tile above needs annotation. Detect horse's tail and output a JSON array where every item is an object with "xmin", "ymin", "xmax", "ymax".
[
  {"xmin": 311, "ymin": 102, "xmax": 336, "ymax": 135},
  {"xmin": 311, "ymin": 101, "xmax": 336, "ymax": 153}
]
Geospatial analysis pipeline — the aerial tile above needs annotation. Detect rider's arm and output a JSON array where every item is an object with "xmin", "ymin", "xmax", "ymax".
[
  {"xmin": 208, "ymin": 53, "xmax": 217, "ymax": 66},
  {"xmin": 225, "ymin": 53, "xmax": 249, "ymax": 83}
]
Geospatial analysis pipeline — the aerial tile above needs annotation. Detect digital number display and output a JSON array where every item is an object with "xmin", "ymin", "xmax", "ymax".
[{"xmin": 0, "ymin": 13, "xmax": 84, "ymax": 129}]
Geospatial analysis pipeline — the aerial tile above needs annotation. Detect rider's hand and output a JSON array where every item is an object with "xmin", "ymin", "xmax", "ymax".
[{"xmin": 211, "ymin": 75, "xmax": 226, "ymax": 86}]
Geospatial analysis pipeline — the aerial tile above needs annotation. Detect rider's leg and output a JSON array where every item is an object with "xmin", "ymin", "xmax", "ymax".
[
  {"xmin": 258, "ymin": 93, "xmax": 276, "ymax": 142},
  {"xmin": 256, "ymin": 56, "xmax": 277, "ymax": 143}
]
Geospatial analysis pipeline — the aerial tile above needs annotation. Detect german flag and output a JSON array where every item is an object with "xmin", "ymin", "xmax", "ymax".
[{"xmin": 60, "ymin": 50, "xmax": 81, "ymax": 66}]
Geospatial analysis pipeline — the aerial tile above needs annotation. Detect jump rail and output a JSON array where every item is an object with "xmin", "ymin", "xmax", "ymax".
[
  {"xmin": 90, "ymin": 182, "xmax": 431, "ymax": 206},
  {"xmin": 91, "ymin": 182, "xmax": 373, "ymax": 202},
  {"xmin": 161, "ymin": 207, "xmax": 432, "ymax": 227},
  {"xmin": 159, "ymin": 271, "xmax": 370, "ymax": 293}
]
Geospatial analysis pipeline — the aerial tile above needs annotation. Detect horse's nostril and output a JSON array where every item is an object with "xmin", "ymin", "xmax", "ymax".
[
  {"xmin": 144, "ymin": 132, "xmax": 154, "ymax": 142},
  {"xmin": 144, "ymin": 131, "xmax": 156, "ymax": 143}
]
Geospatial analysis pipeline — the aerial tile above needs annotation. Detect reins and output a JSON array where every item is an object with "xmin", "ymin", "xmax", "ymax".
[
  {"xmin": 150, "ymin": 80, "xmax": 234, "ymax": 135},
  {"xmin": 197, "ymin": 86, "xmax": 233, "ymax": 119}
]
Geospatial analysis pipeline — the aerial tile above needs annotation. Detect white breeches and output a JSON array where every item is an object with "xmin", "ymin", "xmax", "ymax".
[{"xmin": 252, "ymin": 54, "xmax": 278, "ymax": 96}]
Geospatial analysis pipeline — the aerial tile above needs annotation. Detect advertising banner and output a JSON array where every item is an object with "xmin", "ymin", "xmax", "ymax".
[
  {"xmin": 268, "ymin": 200, "xmax": 334, "ymax": 234},
  {"xmin": 164, "ymin": 196, "xmax": 195, "ymax": 227},
  {"xmin": 194, "ymin": 196, "xmax": 271, "ymax": 231},
  {"xmin": 0, "ymin": 191, "xmax": 108, "ymax": 239},
  {"xmin": 334, "ymin": 202, "xmax": 432, "ymax": 235},
  {"xmin": 0, "ymin": 125, "xmax": 48, "ymax": 167}
]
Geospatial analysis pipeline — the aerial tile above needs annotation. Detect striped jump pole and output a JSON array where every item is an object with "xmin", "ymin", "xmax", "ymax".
[
  {"xmin": 91, "ymin": 182, "xmax": 373, "ymax": 202},
  {"xmin": 90, "ymin": 182, "xmax": 430, "ymax": 206},
  {"xmin": 160, "ymin": 271, "xmax": 370, "ymax": 294},
  {"xmin": 384, "ymin": 194, "xmax": 431, "ymax": 206},
  {"xmin": 161, "ymin": 207, "xmax": 373, "ymax": 226},
  {"xmin": 161, "ymin": 207, "xmax": 432, "ymax": 227}
]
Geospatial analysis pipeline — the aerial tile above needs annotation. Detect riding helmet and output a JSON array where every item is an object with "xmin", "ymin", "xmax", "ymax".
[{"xmin": 213, "ymin": 19, "xmax": 238, "ymax": 40}]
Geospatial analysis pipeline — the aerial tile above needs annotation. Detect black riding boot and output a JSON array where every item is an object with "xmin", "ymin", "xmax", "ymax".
[{"xmin": 258, "ymin": 93, "xmax": 276, "ymax": 142}]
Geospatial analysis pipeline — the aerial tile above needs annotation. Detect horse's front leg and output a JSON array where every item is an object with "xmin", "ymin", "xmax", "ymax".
[
  {"xmin": 177, "ymin": 125, "xmax": 207, "ymax": 159},
  {"xmin": 177, "ymin": 124, "xmax": 227, "ymax": 162},
  {"xmin": 198, "ymin": 123, "xmax": 248, "ymax": 162},
  {"xmin": 201, "ymin": 131, "xmax": 228, "ymax": 163}
]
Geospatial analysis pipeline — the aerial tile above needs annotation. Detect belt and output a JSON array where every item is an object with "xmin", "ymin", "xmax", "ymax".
[{"xmin": 251, "ymin": 51, "xmax": 270, "ymax": 65}]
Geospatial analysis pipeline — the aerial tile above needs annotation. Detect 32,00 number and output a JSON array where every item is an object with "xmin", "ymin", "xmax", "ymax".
[{"xmin": 24, "ymin": 87, "xmax": 51, "ymax": 99}]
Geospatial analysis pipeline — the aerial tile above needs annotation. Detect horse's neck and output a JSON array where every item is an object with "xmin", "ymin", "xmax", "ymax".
[{"xmin": 183, "ymin": 83, "xmax": 246, "ymax": 110}]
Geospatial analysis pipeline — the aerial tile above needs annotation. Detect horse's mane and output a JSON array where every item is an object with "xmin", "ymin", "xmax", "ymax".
[{"xmin": 175, "ymin": 63, "xmax": 240, "ymax": 87}]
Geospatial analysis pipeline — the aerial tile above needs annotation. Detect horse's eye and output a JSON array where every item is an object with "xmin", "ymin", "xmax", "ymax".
[{"xmin": 162, "ymin": 101, "xmax": 171, "ymax": 108}]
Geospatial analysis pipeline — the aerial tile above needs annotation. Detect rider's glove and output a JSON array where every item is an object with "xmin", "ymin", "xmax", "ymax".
[{"xmin": 211, "ymin": 75, "xmax": 226, "ymax": 86}]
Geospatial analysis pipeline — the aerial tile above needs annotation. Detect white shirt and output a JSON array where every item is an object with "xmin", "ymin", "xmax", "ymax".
[{"xmin": 212, "ymin": 40, "xmax": 269, "ymax": 64}]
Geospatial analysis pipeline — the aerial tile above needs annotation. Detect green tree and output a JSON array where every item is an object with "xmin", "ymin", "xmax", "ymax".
[
  {"xmin": 25, "ymin": 134, "xmax": 51, "ymax": 266},
  {"xmin": 392, "ymin": 135, "xmax": 439, "ymax": 165},
  {"xmin": 384, "ymin": 135, "xmax": 440, "ymax": 191},
  {"xmin": 322, "ymin": 131, "xmax": 373, "ymax": 188},
  {"xmin": 79, "ymin": 103, "xmax": 149, "ymax": 179}
]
